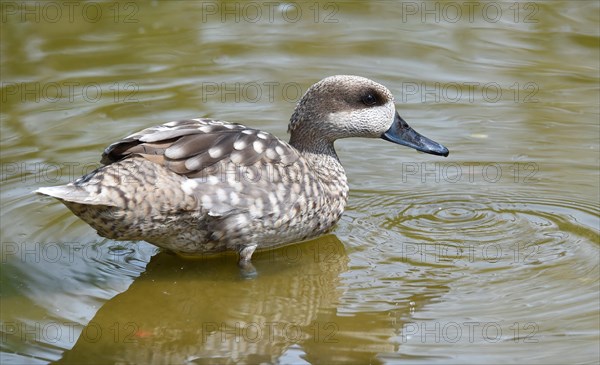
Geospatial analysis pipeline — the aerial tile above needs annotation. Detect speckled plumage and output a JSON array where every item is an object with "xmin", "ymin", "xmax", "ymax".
[{"xmin": 36, "ymin": 75, "xmax": 449, "ymax": 266}]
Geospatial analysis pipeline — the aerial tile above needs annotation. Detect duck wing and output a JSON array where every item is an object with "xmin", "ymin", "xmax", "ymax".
[{"xmin": 101, "ymin": 118, "xmax": 301, "ymax": 178}]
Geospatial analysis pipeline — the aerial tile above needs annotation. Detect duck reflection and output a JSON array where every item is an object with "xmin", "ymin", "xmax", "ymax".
[
  {"xmin": 55, "ymin": 235, "xmax": 351, "ymax": 364},
  {"xmin": 52, "ymin": 233, "xmax": 448, "ymax": 364}
]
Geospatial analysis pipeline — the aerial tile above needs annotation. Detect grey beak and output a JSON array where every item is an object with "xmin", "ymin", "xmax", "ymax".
[{"xmin": 381, "ymin": 112, "xmax": 449, "ymax": 157}]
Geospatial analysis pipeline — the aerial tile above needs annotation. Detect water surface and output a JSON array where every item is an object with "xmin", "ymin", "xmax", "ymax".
[{"xmin": 1, "ymin": 1, "xmax": 599, "ymax": 364}]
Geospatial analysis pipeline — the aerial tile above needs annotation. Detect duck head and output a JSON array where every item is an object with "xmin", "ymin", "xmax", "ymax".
[{"xmin": 288, "ymin": 75, "xmax": 449, "ymax": 157}]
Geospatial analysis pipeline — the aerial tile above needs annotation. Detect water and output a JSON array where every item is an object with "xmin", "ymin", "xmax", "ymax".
[{"xmin": 1, "ymin": 1, "xmax": 599, "ymax": 364}]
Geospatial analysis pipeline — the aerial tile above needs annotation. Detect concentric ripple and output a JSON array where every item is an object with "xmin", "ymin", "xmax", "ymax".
[
  {"xmin": 346, "ymin": 189, "xmax": 599, "ymax": 271},
  {"xmin": 389, "ymin": 191, "xmax": 595, "ymax": 236},
  {"xmin": 339, "ymin": 189, "xmax": 599, "ymax": 322}
]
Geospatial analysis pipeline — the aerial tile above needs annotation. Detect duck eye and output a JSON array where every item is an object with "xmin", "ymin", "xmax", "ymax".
[{"xmin": 362, "ymin": 93, "xmax": 377, "ymax": 106}]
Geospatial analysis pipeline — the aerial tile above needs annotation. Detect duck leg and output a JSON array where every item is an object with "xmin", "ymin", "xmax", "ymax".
[{"xmin": 238, "ymin": 244, "xmax": 257, "ymax": 279}]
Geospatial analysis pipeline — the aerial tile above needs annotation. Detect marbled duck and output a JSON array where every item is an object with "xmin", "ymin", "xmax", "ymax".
[{"xmin": 36, "ymin": 75, "xmax": 449, "ymax": 268}]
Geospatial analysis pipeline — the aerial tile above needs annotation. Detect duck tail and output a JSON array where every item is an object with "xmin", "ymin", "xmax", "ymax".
[{"xmin": 35, "ymin": 185, "xmax": 110, "ymax": 206}]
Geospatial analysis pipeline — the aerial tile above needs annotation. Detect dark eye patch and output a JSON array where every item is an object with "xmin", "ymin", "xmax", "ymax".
[
  {"xmin": 362, "ymin": 93, "xmax": 377, "ymax": 106},
  {"xmin": 360, "ymin": 88, "xmax": 384, "ymax": 107}
]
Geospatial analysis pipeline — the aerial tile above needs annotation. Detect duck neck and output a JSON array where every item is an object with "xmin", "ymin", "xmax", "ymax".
[
  {"xmin": 289, "ymin": 133, "xmax": 347, "ymax": 191},
  {"xmin": 289, "ymin": 130, "xmax": 339, "ymax": 160}
]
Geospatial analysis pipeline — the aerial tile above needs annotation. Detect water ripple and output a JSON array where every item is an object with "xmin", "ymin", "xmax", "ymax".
[
  {"xmin": 338, "ymin": 189, "xmax": 598, "ymax": 315},
  {"xmin": 376, "ymin": 191, "xmax": 598, "ymax": 253}
]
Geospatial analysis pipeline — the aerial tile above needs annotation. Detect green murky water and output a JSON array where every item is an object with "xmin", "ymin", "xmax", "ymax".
[{"xmin": 1, "ymin": 1, "xmax": 599, "ymax": 364}]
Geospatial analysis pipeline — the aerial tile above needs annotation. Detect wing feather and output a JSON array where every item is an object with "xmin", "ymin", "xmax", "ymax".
[{"xmin": 100, "ymin": 118, "xmax": 300, "ymax": 178}]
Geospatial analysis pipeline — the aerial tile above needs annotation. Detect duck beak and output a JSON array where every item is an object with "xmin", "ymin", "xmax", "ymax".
[{"xmin": 381, "ymin": 112, "xmax": 449, "ymax": 157}]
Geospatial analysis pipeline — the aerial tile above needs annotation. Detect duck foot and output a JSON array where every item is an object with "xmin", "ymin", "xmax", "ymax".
[
  {"xmin": 238, "ymin": 245, "xmax": 257, "ymax": 279},
  {"xmin": 238, "ymin": 261, "xmax": 257, "ymax": 279}
]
